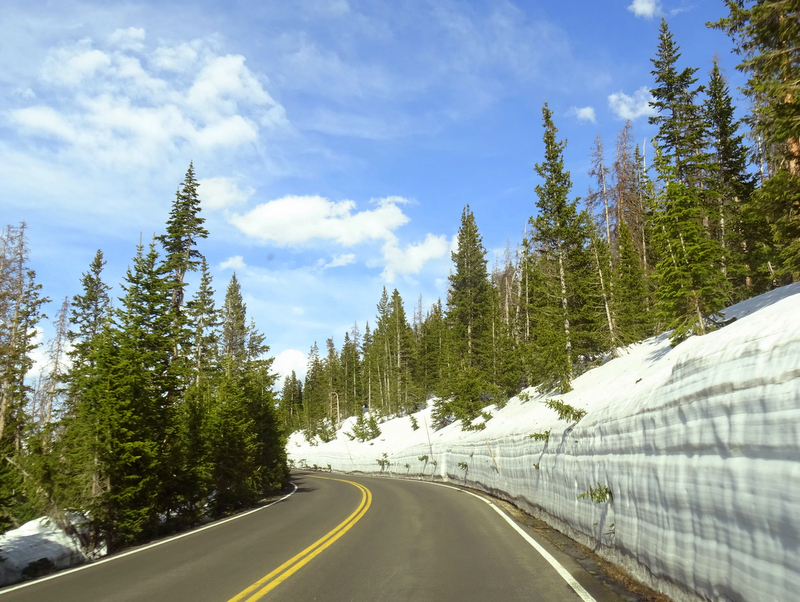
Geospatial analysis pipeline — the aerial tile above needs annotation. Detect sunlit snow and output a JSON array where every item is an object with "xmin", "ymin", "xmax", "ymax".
[
  {"xmin": 2, "ymin": 283, "xmax": 798, "ymax": 599},
  {"xmin": 288, "ymin": 282, "xmax": 800, "ymax": 602}
]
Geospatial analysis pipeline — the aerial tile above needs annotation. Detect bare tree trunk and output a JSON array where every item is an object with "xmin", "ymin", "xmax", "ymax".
[{"xmin": 592, "ymin": 240, "xmax": 616, "ymax": 349}]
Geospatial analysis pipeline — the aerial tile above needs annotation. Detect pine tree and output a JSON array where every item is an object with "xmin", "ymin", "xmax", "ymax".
[
  {"xmin": 185, "ymin": 258, "xmax": 219, "ymax": 385},
  {"xmin": 527, "ymin": 104, "xmax": 584, "ymax": 391},
  {"xmin": 441, "ymin": 206, "xmax": 494, "ymax": 425},
  {"xmin": 649, "ymin": 20, "xmax": 731, "ymax": 342},
  {"xmin": 0, "ymin": 224, "xmax": 49, "ymax": 532},
  {"xmin": 157, "ymin": 163, "xmax": 209, "ymax": 333},
  {"xmin": 220, "ymin": 273, "xmax": 248, "ymax": 372},
  {"xmin": 710, "ymin": 2, "xmax": 799, "ymax": 279},
  {"xmin": 278, "ymin": 371, "xmax": 303, "ymax": 431},
  {"xmin": 704, "ymin": 58, "xmax": 770, "ymax": 298},
  {"xmin": 651, "ymin": 146, "xmax": 730, "ymax": 343},
  {"xmin": 614, "ymin": 220, "xmax": 651, "ymax": 342},
  {"xmin": 88, "ymin": 240, "xmax": 175, "ymax": 548},
  {"xmin": 43, "ymin": 249, "xmax": 113, "ymax": 549},
  {"xmin": 649, "ymin": 18, "xmax": 707, "ymax": 184}
]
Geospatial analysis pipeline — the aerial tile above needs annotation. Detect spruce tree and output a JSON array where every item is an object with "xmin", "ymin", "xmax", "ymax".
[
  {"xmin": 710, "ymin": 2, "xmax": 799, "ymax": 279},
  {"xmin": 441, "ymin": 206, "xmax": 494, "ymax": 425},
  {"xmin": 704, "ymin": 59, "xmax": 769, "ymax": 298},
  {"xmin": 527, "ymin": 104, "xmax": 584, "ymax": 391},
  {"xmin": 614, "ymin": 220, "xmax": 651, "ymax": 342},
  {"xmin": 91, "ymin": 240, "xmax": 175, "ymax": 548},
  {"xmin": 649, "ymin": 20, "xmax": 731, "ymax": 342},
  {"xmin": 0, "ymin": 224, "xmax": 48, "ymax": 532}
]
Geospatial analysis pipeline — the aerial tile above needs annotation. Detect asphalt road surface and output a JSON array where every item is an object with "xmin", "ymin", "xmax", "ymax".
[{"xmin": 0, "ymin": 472, "xmax": 624, "ymax": 601}]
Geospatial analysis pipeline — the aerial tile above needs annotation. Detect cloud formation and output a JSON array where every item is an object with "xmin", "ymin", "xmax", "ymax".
[
  {"xmin": 9, "ymin": 33, "xmax": 289, "ymax": 169},
  {"xmin": 229, "ymin": 195, "xmax": 410, "ymax": 247},
  {"xmin": 220, "ymin": 255, "xmax": 246, "ymax": 270},
  {"xmin": 381, "ymin": 233, "xmax": 449, "ymax": 282},
  {"xmin": 199, "ymin": 176, "xmax": 254, "ymax": 210},
  {"xmin": 322, "ymin": 254, "xmax": 357, "ymax": 269},
  {"xmin": 628, "ymin": 0, "xmax": 661, "ymax": 19},
  {"xmin": 608, "ymin": 87, "xmax": 656, "ymax": 120},
  {"xmin": 568, "ymin": 106, "xmax": 596, "ymax": 123},
  {"xmin": 273, "ymin": 348, "xmax": 308, "ymax": 385}
]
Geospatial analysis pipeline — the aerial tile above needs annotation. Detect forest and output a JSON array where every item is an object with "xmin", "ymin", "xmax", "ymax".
[
  {"xmin": 0, "ymin": 1, "xmax": 796, "ymax": 555},
  {"xmin": 280, "ymin": 8, "xmax": 800, "ymax": 442},
  {"xmin": 0, "ymin": 166, "xmax": 288, "ymax": 552}
]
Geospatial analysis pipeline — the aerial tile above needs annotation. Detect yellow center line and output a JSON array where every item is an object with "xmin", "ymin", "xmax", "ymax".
[{"xmin": 227, "ymin": 476, "xmax": 372, "ymax": 602}]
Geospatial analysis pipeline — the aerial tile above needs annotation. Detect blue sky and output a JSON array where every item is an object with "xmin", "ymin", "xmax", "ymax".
[{"xmin": 2, "ymin": 0, "xmax": 746, "ymax": 385}]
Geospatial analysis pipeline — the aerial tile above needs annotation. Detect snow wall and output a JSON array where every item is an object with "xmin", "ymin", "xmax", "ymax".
[{"xmin": 288, "ymin": 284, "xmax": 800, "ymax": 602}]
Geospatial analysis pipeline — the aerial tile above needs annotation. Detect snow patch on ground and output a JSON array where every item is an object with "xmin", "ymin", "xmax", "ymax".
[
  {"xmin": 0, "ymin": 517, "xmax": 87, "ymax": 585},
  {"xmin": 289, "ymin": 282, "xmax": 800, "ymax": 602}
]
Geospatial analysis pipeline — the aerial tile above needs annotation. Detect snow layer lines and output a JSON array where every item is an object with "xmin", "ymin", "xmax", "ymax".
[{"xmin": 288, "ymin": 283, "xmax": 800, "ymax": 602}]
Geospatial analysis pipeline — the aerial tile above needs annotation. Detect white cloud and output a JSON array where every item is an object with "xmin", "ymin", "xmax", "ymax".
[
  {"xmin": 220, "ymin": 255, "xmax": 246, "ymax": 270},
  {"xmin": 273, "ymin": 348, "xmax": 308, "ymax": 385},
  {"xmin": 198, "ymin": 176, "xmax": 254, "ymax": 210},
  {"xmin": 381, "ymin": 233, "xmax": 449, "ymax": 282},
  {"xmin": 608, "ymin": 87, "xmax": 656, "ymax": 120},
  {"xmin": 11, "ymin": 34, "xmax": 289, "ymax": 169},
  {"xmin": 628, "ymin": 0, "xmax": 661, "ymax": 19},
  {"xmin": 41, "ymin": 40, "xmax": 111, "ymax": 86},
  {"xmin": 108, "ymin": 27, "xmax": 146, "ymax": 51},
  {"xmin": 229, "ymin": 195, "xmax": 410, "ymax": 247},
  {"xmin": 152, "ymin": 42, "xmax": 199, "ymax": 72},
  {"xmin": 568, "ymin": 106, "xmax": 596, "ymax": 123},
  {"xmin": 323, "ymin": 253, "xmax": 357, "ymax": 269}
]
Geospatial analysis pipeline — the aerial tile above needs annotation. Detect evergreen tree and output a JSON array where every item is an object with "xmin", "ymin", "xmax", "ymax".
[
  {"xmin": 648, "ymin": 21, "xmax": 731, "ymax": 342},
  {"xmin": 278, "ymin": 371, "xmax": 303, "ymax": 431},
  {"xmin": 651, "ymin": 146, "xmax": 730, "ymax": 343},
  {"xmin": 90, "ymin": 240, "xmax": 175, "ymax": 548},
  {"xmin": 614, "ymin": 220, "xmax": 652, "ymax": 342},
  {"xmin": 220, "ymin": 273, "xmax": 248, "ymax": 371},
  {"xmin": 711, "ymin": 1, "xmax": 800, "ymax": 279},
  {"xmin": 704, "ymin": 58, "xmax": 770, "ymax": 298},
  {"xmin": 157, "ymin": 163, "xmax": 209, "ymax": 329},
  {"xmin": 649, "ymin": 18, "xmax": 707, "ymax": 184},
  {"xmin": 527, "ymin": 104, "xmax": 584, "ymax": 391},
  {"xmin": 440, "ymin": 206, "xmax": 494, "ymax": 425},
  {"xmin": 0, "ymin": 224, "xmax": 48, "ymax": 532},
  {"xmin": 185, "ymin": 258, "xmax": 219, "ymax": 384}
]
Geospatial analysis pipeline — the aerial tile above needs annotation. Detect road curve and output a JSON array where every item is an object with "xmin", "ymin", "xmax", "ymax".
[{"xmin": 0, "ymin": 472, "xmax": 623, "ymax": 601}]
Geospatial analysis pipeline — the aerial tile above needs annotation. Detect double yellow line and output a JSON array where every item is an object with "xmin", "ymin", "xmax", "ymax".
[{"xmin": 227, "ymin": 476, "xmax": 372, "ymax": 602}]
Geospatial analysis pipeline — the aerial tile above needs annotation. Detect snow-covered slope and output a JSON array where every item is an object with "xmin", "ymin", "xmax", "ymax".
[{"xmin": 289, "ymin": 283, "xmax": 800, "ymax": 602}]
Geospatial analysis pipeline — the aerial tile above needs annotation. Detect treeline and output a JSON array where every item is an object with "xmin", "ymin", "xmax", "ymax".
[
  {"xmin": 0, "ymin": 165, "xmax": 288, "ymax": 550},
  {"xmin": 281, "ymin": 7, "xmax": 799, "ymax": 438}
]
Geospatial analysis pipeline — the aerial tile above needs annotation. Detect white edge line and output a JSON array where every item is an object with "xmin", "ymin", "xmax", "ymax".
[
  {"xmin": 0, "ymin": 483, "xmax": 298, "ymax": 595},
  {"xmin": 405, "ymin": 479, "xmax": 598, "ymax": 602}
]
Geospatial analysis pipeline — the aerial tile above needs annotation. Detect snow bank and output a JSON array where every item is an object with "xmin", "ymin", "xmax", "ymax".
[
  {"xmin": 0, "ymin": 517, "xmax": 86, "ymax": 585},
  {"xmin": 289, "ymin": 283, "xmax": 800, "ymax": 602}
]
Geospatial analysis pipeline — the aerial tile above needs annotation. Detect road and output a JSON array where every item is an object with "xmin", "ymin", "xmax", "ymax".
[{"xmin": 0, "ymin": 472, "xmax": 623, "ymax": 601}]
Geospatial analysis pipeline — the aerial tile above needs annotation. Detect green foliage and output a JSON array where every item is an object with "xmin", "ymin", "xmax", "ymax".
[
  {"xmin": 528, "ymin": 431, "xmax": 550, "ymax": 442},
  {"xmin": 348, "ymin": 412, "xmax": 381, "ymax": 442},
  {"xmin": 2, "ymin": 166, "xmax": 288, "ymax": 549},
  {"xmin": 418, "ymin": 455, "xmax": 429, "ymax": 463},
  {"xmin": 377, "ymin": 453, "xmax": 389, "ymax": 471},
  {"xmin": 544, "ymin": 399, "xmax": 587, "ymax": 423},
  {"xmin": 409, "ymin": 415, "xmax": 419, "ymax": 430},
  {"xmin": 710, "ymin": 2, "xmax": 800, "ymax": 280},
  {"xmin": 578, "ymin": 483, "xmax": 613, "ymax": 503}
]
